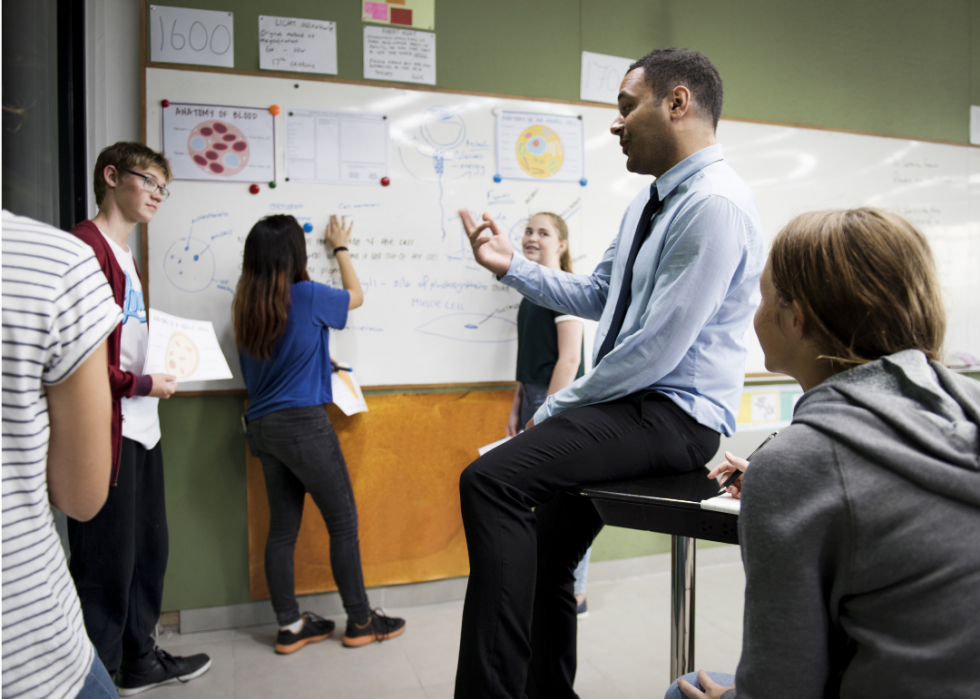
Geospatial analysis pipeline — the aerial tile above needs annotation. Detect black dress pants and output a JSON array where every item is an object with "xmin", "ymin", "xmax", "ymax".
[
  {"xmin": 454, "ymin": 392, "xmax": 719, "ymax": 699},
  {"xmin": 68, "ymin": 438, "xmax": 168, "ymax": 675}
]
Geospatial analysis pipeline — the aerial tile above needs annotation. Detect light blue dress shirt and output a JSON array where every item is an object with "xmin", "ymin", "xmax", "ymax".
[{"xmin": 502, "ymin": 143, "xmax": 765, "ymax": 436}]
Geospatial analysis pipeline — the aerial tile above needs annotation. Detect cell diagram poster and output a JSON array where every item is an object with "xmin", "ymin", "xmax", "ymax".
[
  {"xmin": 495, "ymin": 111, "xmax": 585, "ymax": 183},
  {"xmin": 162, "ymin": 102, "xmax": 276, "ymax": 182}
]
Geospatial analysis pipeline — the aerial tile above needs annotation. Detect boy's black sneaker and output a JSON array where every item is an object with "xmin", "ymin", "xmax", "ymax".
[
  {"xmin": 115, "ymin": 647, "xmax": 211, "ymax": 696},
  {"xmin": 342, "ymin": 609, "xmax": 406, "ymax": 647},
  {"xmin": 275, "ymin": 612, "xmax": 336, "ymax": 654}
]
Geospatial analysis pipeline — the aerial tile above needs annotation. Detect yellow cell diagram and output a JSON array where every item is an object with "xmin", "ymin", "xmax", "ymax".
[
  {"xmin": 515, "ymin": 125, "xmax": 564, "ymax": 178},
  {"xmin": 165, "ymin": 332, "xmax": 200, "ymax": 379}
]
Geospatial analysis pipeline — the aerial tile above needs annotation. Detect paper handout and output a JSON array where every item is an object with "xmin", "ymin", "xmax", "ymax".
[
  {"xmin": 699, "ymin": 492, "xmax": 741, "ymax": 516},
  {"xmin": 331, "ymin": 361, "xmax": 369, "ymax": 416},
  {"xmin": 144, "ymin": 309, "xmax": 233, "ymax": 383}
]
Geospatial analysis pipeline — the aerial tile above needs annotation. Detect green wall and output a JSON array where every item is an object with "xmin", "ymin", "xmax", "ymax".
[{"xmin": 151, "ymin": 0, "xmax": 980, "ymax": 611}]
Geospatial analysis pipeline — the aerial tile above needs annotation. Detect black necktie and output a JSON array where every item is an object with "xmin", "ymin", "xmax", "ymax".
[{"xmin": 595, "ymin": 185, "xmax": 663, "ymax": 365}]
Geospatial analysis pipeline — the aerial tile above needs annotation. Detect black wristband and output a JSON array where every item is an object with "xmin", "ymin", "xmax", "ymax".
[{"xmin": 333, "ymin": 246, "xmax": 348, "ymax": 254}]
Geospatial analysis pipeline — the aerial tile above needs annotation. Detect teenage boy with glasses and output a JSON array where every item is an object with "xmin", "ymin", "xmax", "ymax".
[{"xmin": 69, "ymin": 142, "xmax": 211, "ymax": 695}]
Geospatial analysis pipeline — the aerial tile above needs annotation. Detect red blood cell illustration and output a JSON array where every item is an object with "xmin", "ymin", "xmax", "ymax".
[{"xmin": 187, "ymin": 120, "xmax": 250, "ymax": 177}]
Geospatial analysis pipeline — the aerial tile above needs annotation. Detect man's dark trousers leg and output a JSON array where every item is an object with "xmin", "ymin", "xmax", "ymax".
[
  {"xmin": 69, "ymin": 438, "xmax": 168, "ymax": 675},
  {"xmin": 454, "ymin": 393, "xmax": 719, "ymax": 699}
]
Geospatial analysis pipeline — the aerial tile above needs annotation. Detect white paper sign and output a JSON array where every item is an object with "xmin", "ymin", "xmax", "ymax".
[
  {"xmin": 150, "ymin": 5, "xmax": 234, "ymax": 68},
  {"xmin": 363, "ymin": 26, "xmax": 435, "ymax": 85},
  {"xmin": 259, "ymin": 15, "xmax": 337, "ymax": 75},
  {"xmin": 162, "ymin": 102, "xmax": 275, "ymax": 182},
  {"xmin": 144, "ymin": 309, "xmax": 233, "ymax": 384},
  {"xmin": 580, "ymin": 51, "xmax": 635, "ymax": 105},
  {"xmin": 331, "ymin": 363, "xmax": 368, "ymax": 415},
  {"xmin": 285, "ymin": 108, "xmax": 389, "ymax": 185},
  {"xmin": 495, "ymin": 111, "xmax": 585, "ymax": 183},
  {"xmin": 971, "ymin": 105, "xmax": 980, "ymax": 146}
]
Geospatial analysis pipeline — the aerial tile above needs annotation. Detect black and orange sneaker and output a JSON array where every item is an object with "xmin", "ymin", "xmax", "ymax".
[
  {"xmin": 275, "ymin": 612, "xmax": 335, "ymax": 654},
  {"xmin": 341, "ymin": 610, "xmax": 406, "ymax": 648}
]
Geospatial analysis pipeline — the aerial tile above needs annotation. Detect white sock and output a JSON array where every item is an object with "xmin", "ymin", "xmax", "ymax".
[{"xmin": 281, "ymin": 617, "xmax": 304, "ymax": 634}]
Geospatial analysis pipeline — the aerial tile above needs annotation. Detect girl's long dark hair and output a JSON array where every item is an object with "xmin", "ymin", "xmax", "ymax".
[{"xmin": 233, "ymin": 215, "xmax": 310, "ymax": 360}]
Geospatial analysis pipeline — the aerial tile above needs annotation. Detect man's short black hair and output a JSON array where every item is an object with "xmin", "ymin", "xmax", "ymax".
[{"xmin": 628, "ymin": 48, "xmax": 723, "ymax": 130}]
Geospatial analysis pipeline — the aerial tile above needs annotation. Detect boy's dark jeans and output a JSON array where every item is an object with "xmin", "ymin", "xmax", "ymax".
[{"xmin": 246, "ymin": 405, "xmax": 371, "ymax": 626}]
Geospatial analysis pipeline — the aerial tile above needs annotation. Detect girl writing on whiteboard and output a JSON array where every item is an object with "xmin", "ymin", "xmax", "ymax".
[
  {"xmin": 234, "ymin": 214, "xmax": 405, "ymax": 655},
  {"xmin": 507, "ymin": 212, "xmax": 593, "ymax": 616}
]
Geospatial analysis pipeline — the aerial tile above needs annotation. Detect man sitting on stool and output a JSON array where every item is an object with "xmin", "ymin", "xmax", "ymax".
[{"xmin": 454, "ymin": 48, "xmax": 765, "ymax": 699}]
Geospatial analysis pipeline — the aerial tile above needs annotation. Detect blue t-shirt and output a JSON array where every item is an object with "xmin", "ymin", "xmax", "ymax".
[{"xmin": 240, "ymin": 281, "xmax": 349, "ymax": 420}]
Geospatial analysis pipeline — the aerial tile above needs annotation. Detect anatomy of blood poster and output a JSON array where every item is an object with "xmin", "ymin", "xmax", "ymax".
[{"xmin": 162, "ymin": 102, "xmax": 275, "ymax": 182}]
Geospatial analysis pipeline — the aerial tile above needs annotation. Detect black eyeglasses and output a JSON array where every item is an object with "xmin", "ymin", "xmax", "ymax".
[{"xmin": 121, "ymin": 167, "xmax": 170, "ymax": 202}]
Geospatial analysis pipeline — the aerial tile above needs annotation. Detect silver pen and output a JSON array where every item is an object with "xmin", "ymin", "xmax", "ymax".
[{"xmin": 718, "ymin": 431, "xmax": 778, "ymax": 494}]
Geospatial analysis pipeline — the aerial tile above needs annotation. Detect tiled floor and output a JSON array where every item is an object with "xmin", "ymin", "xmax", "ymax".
[{"xmin": 148, "ymin": 550, "xmax": 745, "ymax": 699}]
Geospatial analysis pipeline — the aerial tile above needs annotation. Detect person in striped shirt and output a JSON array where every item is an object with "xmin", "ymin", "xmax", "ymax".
[{"xmin": 2, "ymin": 210, "xmax": 122, "ymax": 699}]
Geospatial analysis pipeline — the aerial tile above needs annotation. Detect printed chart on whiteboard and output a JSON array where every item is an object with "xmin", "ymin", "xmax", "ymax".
[
  {"xmin": 495, "ymin": 111, "xmax": 585, "ymax": 184},
  {"xmin": 161, "ymin": 102, "xmax": 275, "ymax": 182},
  {"xmin": 285, "ymin": 108, "xmax": 389, "ymax": 185}
]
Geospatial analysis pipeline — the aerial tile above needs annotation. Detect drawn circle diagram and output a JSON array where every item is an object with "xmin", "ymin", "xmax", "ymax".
[
  {"xmin": 164, "ymin": 238, "xmax": 215, "ymax": 292},
  {"xmin": 188, "ymin": 121, "xmax": 250, "ymax": 177},
  {"xmin": 515, "ymin": 125, "xmax": 564, "ymax": 178},
  {"xmin": 420, "ymin": 106, "xmax": 466, "ymax": 149},
  {"xmin": 165, "ymin": 333, "xmax": 200, "ymax": 379}
]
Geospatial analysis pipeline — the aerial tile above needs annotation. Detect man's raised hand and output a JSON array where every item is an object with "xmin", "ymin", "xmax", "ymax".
[{"xmin": 459, "ymin": 209, "xmax": 514, "ymax": 277}]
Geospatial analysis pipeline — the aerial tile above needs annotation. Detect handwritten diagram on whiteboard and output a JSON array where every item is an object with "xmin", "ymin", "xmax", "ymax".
[
  {"xmin": 162, "ymin": 102, "xmax": 275, "ymax": 182},
  {"xmin": 496, "ymin": 111, "xmax": 585, "ymax": 183},
  {"xmin": 285, "ymin": 108, "xmax": 389, "ymax": 185}
]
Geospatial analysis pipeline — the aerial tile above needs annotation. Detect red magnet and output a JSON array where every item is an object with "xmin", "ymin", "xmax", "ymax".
[
  {"xmin": 249, "ymin": 184, "xmax": 261, "ymax": 194},
  {"xmin": 381, "ymin": 176, "xmax": 390, "ymax": 187},
  {"xmin": 161, "ymin": 99, "xmax": 170, "ymax": 108},
  {"xmin": 269, "ymin": 105, "xmax": 281, "ymax": 116}
]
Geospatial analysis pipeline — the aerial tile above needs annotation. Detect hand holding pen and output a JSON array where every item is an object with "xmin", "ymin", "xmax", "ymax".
[{"xmin": 706, "ymin": 431, "xmax": 777, "ymax": 500}]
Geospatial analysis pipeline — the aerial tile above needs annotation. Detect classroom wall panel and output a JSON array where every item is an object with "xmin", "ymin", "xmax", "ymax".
[{"xmin": 148, "ymin": 0, "xmax": 980, "ymax": 612}]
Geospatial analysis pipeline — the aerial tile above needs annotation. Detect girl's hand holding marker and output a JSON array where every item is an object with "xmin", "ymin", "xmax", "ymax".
[{"xmin": 707, "ymin": 431, "xmax": 778, "ymax": 499}]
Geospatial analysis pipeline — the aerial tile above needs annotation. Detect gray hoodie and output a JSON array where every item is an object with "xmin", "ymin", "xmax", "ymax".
[{"xmin": 725, "ymin": 350, "xmax": 980, "ymax": 699}]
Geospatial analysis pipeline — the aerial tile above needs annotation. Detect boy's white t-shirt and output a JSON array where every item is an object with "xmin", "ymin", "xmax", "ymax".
[{"xmin": 100, "ymin": 230, "xmax": 162, "ymax": 449}]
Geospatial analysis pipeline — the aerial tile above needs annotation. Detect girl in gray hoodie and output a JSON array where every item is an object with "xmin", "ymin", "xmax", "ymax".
[{"xmin": 670, "ymin": 208, "xmax": 980, "ymax": 699}]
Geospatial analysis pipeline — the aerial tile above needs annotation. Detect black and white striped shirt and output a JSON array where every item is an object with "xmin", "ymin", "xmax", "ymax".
[{"xmin": 2, "ymin": 211, "xmax": 121, "ymax": 699}]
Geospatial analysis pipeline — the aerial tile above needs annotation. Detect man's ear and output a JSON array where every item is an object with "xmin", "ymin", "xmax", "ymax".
[
  {"xmin": 102, "ymin": 165, "xmax": 119, "ymax": 189},
  {"xmin": 669, "ymin": 85, "xmax": 692, "ymax": 120}
]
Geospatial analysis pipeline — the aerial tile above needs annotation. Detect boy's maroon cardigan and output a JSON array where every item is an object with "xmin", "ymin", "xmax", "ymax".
[{"xmin": 71, "ymin": 220, "xmax": 154, "ymax": 485}]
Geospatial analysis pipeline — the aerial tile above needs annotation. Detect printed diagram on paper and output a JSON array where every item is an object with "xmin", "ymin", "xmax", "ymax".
[
  {"xmin": 144, "ymin": 309, "xmax": 233, "ymax": 384},
  {"xmin": 495, "ymin": 111, "xmax": 584, "ymax": 183},
  {"xmin": 286, "ymin": 108, "xmax": 389, "ymax": 185},
  {"xmin": 162, "ymin": 102, "xmax": 275, "ymax": 182}
]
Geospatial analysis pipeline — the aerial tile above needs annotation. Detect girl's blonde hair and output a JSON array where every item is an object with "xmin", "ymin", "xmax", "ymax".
[
  {"xmin": 531, "ymin": 212, "xmax": 572, "ymax": 272},
  {"xmin": 769, "ymin": 207, "xmax": 945, "ymax": 367}
]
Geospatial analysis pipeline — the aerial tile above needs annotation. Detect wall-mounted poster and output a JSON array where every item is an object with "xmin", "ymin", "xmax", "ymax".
[
  {"xmin": 161, "ymin": 102, "xmax": 276, "ymax": 182},
  {"xmin": 495, "ymin": 111, "xmax": 585, "ymax": 184},
  {"xmin": 362, "ymin": 0, "xmax": 434, "ymax": 31}
]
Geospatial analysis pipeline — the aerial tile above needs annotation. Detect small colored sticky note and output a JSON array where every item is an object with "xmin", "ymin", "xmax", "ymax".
[
  {"xmin": 391, "ymin": 8, "xmax": 413, "ymax": 25},
  {"xmin": 365, "ymin": 2, "xmax": 389, "ymax": 20}
]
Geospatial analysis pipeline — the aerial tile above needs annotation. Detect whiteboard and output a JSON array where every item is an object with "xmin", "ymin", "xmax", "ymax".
[{"xmin": 145, "ymin": 67, "xmax": 979, "ymax": 391}]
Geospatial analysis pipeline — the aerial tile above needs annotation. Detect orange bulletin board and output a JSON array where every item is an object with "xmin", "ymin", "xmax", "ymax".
[{"xmin": 247, "ymin": 389, "xmax": 512, "ymax": 599}]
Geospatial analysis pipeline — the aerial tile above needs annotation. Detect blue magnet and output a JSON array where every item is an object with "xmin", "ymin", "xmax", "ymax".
[
  {"xmin": 493, "ymin": 174, "xmax": 502, "ymax": 183},
  {"xmin": 303, "ymin": 222, "xmax": 314, "ymax": 232},
  {"xmin": 580, "ymin": 178, "xmax": 588, "ymax": 187}
]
